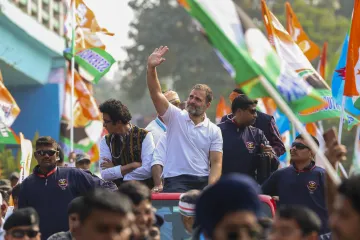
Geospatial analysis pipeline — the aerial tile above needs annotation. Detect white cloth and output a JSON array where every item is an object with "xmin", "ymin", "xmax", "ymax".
[
  {"xmin": 145, "ymin": 117, "xmax": 167, "ymax": 145},
  {"xmin": 160, "ymin": 104, "xmax": 223, "ymax": 178},
  {"xmin": 99, "ymin": 132, "xmax": 155, "ymax": 181},
  {"xmin": 152, "ymin": 134, "xmax": 167, "ymax": 171}
]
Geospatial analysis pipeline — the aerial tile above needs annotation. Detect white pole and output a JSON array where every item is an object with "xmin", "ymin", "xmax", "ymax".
[
  {"xmin": 258, "ymin": 76, "xmax": 341, "ymax": 186},
  {"xmin": 70, "ymin": 0, "xmax": 75, "ymax": 152},
  {"xmin": 336, "ymin": 96, "xmax": 348, "ymax": 178}
]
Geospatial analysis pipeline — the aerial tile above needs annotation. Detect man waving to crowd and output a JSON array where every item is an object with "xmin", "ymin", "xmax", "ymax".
[{"xmin": 147, "ymin": 46, "xmax": 223, "ymax": 192}]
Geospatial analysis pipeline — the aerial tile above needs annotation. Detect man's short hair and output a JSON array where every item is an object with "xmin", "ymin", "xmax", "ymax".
[
  {"xmin": 232, "ymin": 88, "xmax": 245, "ymax": 95},
  {"xmin": 338, "ymin": 175, "xmax": 360, "ymax": 214},
  {"xmin": 118, "ymin": 181, "xmax": 151, "ymax": 205},
  {"xmin": 4, "ymin": 207, "xmax": 39, "ymax": 231},
  {"xmin": 231, "ymin": 95, "xmax": 258, "ymax": 114},
  {"xmin": 78, "ymin": 189, "xmax": 132, "ymax": 223},
  {"xmin": 36, "ymin": 136, "xmax": 58, "ymax": 150},
  {"xmin": 99, "ymin": 99, "xmax": 132, "ymax": 124},
  {"xmin": 191, "ymin": 84, "xmax": 213, "ymax": 103},
  {"xmin": 295, "ymin": 134, "xmax": 320, "ymax": 147},
  {"xmin": 277, "ymin": 205, "xmax": 321, "ymax": 236},
  {"xmin": 180, "ymin": 190, "xmax": 201, "ymax": 205},
  {"xmin": 68, "ymin": 197, "xmax": 85, "ymax": 215}
]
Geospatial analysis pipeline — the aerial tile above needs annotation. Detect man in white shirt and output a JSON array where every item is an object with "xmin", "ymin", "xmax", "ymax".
[
  {"xmin": 147, "ymin": 46, "xmax": 223, "ymax": 192},
  {"xmin": 99, "ymin": 99, "xmax": 155, "ymax": 188},
  {"xmin": 145, "ymin": 90, "xmax": 181, "ymax": 145}
]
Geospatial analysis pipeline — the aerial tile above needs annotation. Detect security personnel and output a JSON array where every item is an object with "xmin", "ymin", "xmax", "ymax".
[
  {"xmin": 221, "ymin": 88, "xmax": 285, "ymax": 157},
  {"xmin": 261, "ymin": 135, "xmax": 329, "ymax": 235},
  {"xmin": 18, "ymin": 136, "xmax": 118, "ymax": 240},
  {"xmin": 218, "ymin": 95, "xmax": 279, "ymax": 181}
]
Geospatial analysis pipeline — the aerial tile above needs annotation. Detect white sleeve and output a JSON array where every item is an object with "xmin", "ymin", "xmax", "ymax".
[
  {"xmin": 124, "ymin": 132, "xmax": 155, "ymax": 180},
  {"xmin": 210, "ymin": 126, "xmax": 223, "ymax": 153},
  {"xmin": 160, "ymin": 103, "xmax": 181, "ymax": 126},
  {"xmin": 99, "ymin": 136, "xmax": 123, "ymax": 181},
  {"xmin": 152, "ymin": 134, "xmax": 166, "ymax": 167}
]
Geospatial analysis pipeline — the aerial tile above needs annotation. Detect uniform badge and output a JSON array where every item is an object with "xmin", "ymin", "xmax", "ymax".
[
  {"xmin": 246, "ymin": 142, "xmax": 255, "ymax": 150},
  {"xmin": 307, "ymin": 181, "xmax": 317, "ymax": 193},
  {"xmin": 58, "ymin": 179, "xmax": 68, "ymax": 190}
]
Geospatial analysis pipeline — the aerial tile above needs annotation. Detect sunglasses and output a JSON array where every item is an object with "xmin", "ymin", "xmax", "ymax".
[
  {"xmin": 291, "ymin": 142, "xmax": 310, "ymax": 150},
  {"xmin": 9, "ymin": 229, "xmax": 39, "ymax": 238},
  {"xmin": 35, "ymin": 150, "xmax": 58, "ymax": 156}
]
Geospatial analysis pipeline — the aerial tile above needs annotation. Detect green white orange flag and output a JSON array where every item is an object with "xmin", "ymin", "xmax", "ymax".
[
  {"xmin": 286, "ymin": 2, "xmax": 320, "ymax": 61},
  {"xmin": 178, "ymin": 0, "xmax": 327, "ymax": 114},
  {"xmin": 215, "ymin": 96, "xmax": 231, "ymax": 123},
  {"xmin": 344, "ymin": 0, "xmax": 360, "ymax": 97},
  {"xmin": 0, "ymin": 77, "xmax": 20, "ymax": 127},
  {"xmin": 261, "ymin": 0, "xmax": 358, "ymax": 129},
  {"xmin": 0, "ymin": 121, "xmax": 19, "ymax": 144}
]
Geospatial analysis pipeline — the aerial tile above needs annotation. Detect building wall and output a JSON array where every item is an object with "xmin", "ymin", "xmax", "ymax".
[{"xmin": 10, "ymin": 83, "xmax": 64, "ymax": 141}]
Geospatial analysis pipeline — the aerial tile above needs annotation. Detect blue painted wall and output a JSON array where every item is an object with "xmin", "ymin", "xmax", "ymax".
[{"xmin": 10, "ymin": 84, "xmax": 62, "ymax": 141}]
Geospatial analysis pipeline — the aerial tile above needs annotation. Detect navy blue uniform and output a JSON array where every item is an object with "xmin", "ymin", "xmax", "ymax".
[
  {"xmin": 18, "ymin": 166, "xmax": 117, "ymax": 240},
  {"xmin": 218, "ymin": 120, "xmax": 279, "ymax": 179},
  {"xmin": 261, "ymin": 162, "xmax": 329, "ymax": 234}
]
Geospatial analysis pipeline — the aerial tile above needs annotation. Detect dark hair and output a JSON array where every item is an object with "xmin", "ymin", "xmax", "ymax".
[
  {"xmin": 233, "ymin": 88, "xmax": 245, "ymax": 95},
  {"xmin": 180, "ymin": 190, "xmax": 201, "ymax": 205},
  {"xmin": 68, "ymin": 197, "xmax": 84, "ymax": 215},
  {"xmin": 191, "ymin": 84, "xmax": 213, "ymax": 103},
  {"xmin": 78, "ymin": 189, "xmax": 132, "ymax": 223},
  {"xmin": 295, "ymin": 134, "xmax": 319, "ymax": 147},
  {"xmin": 231, "ymin": 95, "xmax": 258, "ymax": 114},
  {"xmin": 277, "ymin": 205, "xmax": 321, "ymax": 236},
  {"xmin": 338, "ymin": 175, "xmax": 360, "ymax": 214},
  {"xmin": 11, "ymin": 184, "xmax": 21, "ymax": 201},
  {"xmin": 57, "ymin": 146, "xmax": 64, "ymax": 163},
  {"xmin": 118, "ymin": 181, "xmax": 151, "ymax": 205},
  {"xmin": 0, "ymin": 190, "xmax": 10, "ymax": 204},
  {"xmin": 36, "ymin": 136, "xmax": 58, "ymax": 150},
  {"xmin": 99, "ymin": 99, "xmax": 132, "ymax": 124}
]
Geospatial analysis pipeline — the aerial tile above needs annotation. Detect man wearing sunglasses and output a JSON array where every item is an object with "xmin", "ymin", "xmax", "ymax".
[
  {"xmin": 18, "ymin": 136, "xmax": 118, "ymax": 240},
  {"xmin": 261, "ymin": 135, "xmax": 329, "ymax": 234},
  {"xmin": 218, "ymin": 95, "xmax": 279, "ymax": 182},
  {"xmin": 3, "ymin": 207, "xmax": 40, "ymax": 240}
]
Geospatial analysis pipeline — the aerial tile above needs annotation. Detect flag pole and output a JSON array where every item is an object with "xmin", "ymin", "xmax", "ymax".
[
  {"xmin": 70, "ymin": 0, "xmax": 76, "ymax": 152},
  {"xmin": 337, "ymin": 95, "xmax": 349, "ymax": 178},
  {"xmin": 258, "ymin": 76, "xmax": 341, "ymax": 186}
]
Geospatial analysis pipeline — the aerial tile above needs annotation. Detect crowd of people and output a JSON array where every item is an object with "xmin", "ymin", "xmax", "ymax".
[{"xmin": 0, "ymin": 46, "xmax": 359, "ymax": 240}]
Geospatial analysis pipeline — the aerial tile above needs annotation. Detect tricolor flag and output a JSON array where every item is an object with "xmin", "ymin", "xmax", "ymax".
[
  {"xmin": 0, "ymin": 75, "xmax": 20, "ymax": 127},
  {"xmin": 286, "ymin": 2, "xmax": 320, "ymax": 61},
  {"xmin": 215, "ymin": 96, "xmax": 231, "ymax": 124},
  {"xmin": 0, "ymin": 121, "xmax": 19, "ymax": 145},
  {"xmin": 261, "ymin": 0, "xmax": 358, "ymax": 129},
  {"xmin": 178, "ymin": 0, "xmax": 327, "ymax": 115},
  {"xmin": 344, "ymin": 0, "xmax": 360, "ymax": 107}
]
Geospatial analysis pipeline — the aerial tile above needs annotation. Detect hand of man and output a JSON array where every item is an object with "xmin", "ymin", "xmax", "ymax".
[
  {"xmin": 151, "ymin": 184, "xmax": 163, "ymax": 193},
  {"xmin": 147, "ymin": 46, "xmax": 169, "ymax": 68},
  {"xmin": 100, "ymin": 158, "xmax": 114, "ymax": 169},
  {"xmin": 261, "ymin": 144, "xmax": 274, "ymax": 157},
  {"xmin": 325, "ymin": 139, "xmax": 347, "ymax": 167}
]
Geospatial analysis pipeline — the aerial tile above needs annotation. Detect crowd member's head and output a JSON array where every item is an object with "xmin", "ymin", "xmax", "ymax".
[
  {"xmin": 196, "ymin": 174, "xmax": 262, "ymax": 240},
  {"xmin": 68, "ymin": 197, "xmax": 84, "ymax": 233},
  {"xmin": 34, "ymin": 136, "xmax": 59, "ymax": 172},
  {"xmin": 75, "ymin": 153, "xmax": 91, "ymax": 171},
  {"xmin": 1, "ymin": 190, "xmax": 10, "ymax": 218},
  {"xmin": 163, "ymin": 90, "xmax": 181, "ymax": 108},
  {"xmin": 290, "ymin": 135, "xmax": 319, "ymax": 164},
  {"xmin": 56, "ymin": 146, "xmax": 65, "ymax": 167},
  {"xmin": 68, "ymin": 151, "xmax": 77, "ymax": 163},
  {"xmin": 99, "ymin": 99, "xmax": 132, "ymax": 135},
  {"xmin": 179, "ymin": 190, "xmax": 201, "ymax": 234},
  {"xmin": 4, "ymin": 207, "xmax": 41, "ymax": 240},
  {"xmin": 186, "ymin": 84, "xmax": 213, "ymax": 117},
  {"xmin": 229, "ymin": 88, "xmax": 244, "ymax": 103},
  {"xmin": 73, "ymin": 189, "xmax": 134, "ymax": 240},
  {"xmin": 148, "ymin": 214, "xmax": 164, "ymax": 240},
  {"xmin": 11, "ymin": 184, "xmax": 20, "ymax": 209},
  {"xmin": 0, "ymin": 179, "xmax": 12, "ymax": 192},
  {"xmin": 330, "ymin": 175, "xmax": 360, "ymax": 240},
  {"xmin": 179, "ymin": 101, "xmax": 187, "ymax": 110},
  {"xmin": 270, "ymin": 205, "xmax": 321, "ymax": 240},
  {"xmin": 232, "ymin": 95, "xmax": 258, "ymax": 126},
  {"xmin": 9, "ymin": 172, "xmax": 19, "ymax": 188},
  {"xmin": 118, "ymin": 181, "xmax": 153, "ymax": 239}
]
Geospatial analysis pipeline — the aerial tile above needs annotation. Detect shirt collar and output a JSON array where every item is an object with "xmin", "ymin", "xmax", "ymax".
[
  {"xmin": 291, "ymin": 161, "xmax": 316, "ymax": 172},
  {"xmin": 185, "ymin": 112, "xmax": 209, "ymax": 127},
  {"xmin": 34, "ymin": 165, "xmax": 57, "ymax": 178},
  {"xmin": 155, "ymin": 117, "xmax": 166, "ymax": 132}
]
